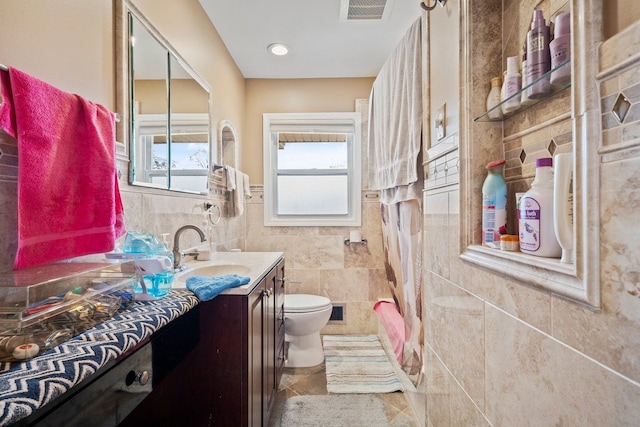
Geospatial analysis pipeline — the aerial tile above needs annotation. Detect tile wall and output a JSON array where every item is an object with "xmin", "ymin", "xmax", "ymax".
[
  {"xmin": 245, "ymin": 187, "xmax": 389, "ymax": 335},
  {"xmin": 245, "ymin": 99, "xmax": 393, "ymax": 335},
  {"xmin": 423, "ymin": 3, "xmax": 640, "ymax": 425}
]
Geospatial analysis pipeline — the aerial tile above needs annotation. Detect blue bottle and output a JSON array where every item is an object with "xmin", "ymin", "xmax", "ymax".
[{"xmin": 482, "ymin": 160, "xmax": 508, "ymax": 247}]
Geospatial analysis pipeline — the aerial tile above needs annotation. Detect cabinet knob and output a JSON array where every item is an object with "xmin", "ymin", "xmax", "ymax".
[
  {"xmin": 262, "ymin": 288, "xmax": 273, "ymax": 298},
  {"xmin": 126, "ymin": 370, "xmax": 150, "ymax": 387}
]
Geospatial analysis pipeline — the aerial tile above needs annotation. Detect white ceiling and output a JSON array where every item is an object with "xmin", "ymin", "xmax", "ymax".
[{"xmin": 198, "ymin": 0, "xmax": 424, "ymax": 79}]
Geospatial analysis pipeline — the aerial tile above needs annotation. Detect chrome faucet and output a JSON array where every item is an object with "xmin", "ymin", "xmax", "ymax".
[{"xmin": 172, "ymin": 225, "xmax": 206, "ymax": 271}]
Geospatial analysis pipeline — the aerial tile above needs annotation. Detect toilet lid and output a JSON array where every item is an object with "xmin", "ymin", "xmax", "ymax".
[{"xmin": 285, "ymin": 294, "xmax": 331, "ymax": 312}]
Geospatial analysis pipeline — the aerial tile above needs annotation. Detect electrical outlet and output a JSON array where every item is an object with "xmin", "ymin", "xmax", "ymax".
[{"xmin": 435, "ymin": 103, "xmax": 446, "ymax": 140}]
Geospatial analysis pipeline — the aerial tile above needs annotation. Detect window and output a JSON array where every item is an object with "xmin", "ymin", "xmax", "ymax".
[
  {"xmin": 263, "ymin": 113, "xmax": 362, "ymax": 226},
  {"xmin": 133, "ymin": 113, "xmax": 210, "ymax": 193}
]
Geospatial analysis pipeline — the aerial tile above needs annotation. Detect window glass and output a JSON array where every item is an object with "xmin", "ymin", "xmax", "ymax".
[{"xmin": 263, "ymin": 113, "xmax": 361, "ymax": 226}]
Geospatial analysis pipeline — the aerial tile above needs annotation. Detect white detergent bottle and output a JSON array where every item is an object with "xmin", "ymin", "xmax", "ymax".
[
  {"xmin": 519, "ymin": 157, "xmax": 561, "ymax": 257},
  {"xmin": 553, "ymin": 152, "xmax": 574, "ymax": 263}
]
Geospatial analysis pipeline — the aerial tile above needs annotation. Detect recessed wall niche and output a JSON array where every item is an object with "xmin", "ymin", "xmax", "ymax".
[
  {"xmin": 219, "ymin": 120, "xmax": 238, "ymax": 168},
  {"xmin": 458, "ymin": 0, "xmax": 604, "ymax": 307}
]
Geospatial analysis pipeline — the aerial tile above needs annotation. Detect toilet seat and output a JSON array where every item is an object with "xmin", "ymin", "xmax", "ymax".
[{"xmin": 285, "ymin": 294, "xmax": 331, "ymax": 313}]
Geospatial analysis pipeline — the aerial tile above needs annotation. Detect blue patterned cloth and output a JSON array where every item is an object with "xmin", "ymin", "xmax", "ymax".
[
  {"xmin": 185, "ymin": 274, "xmax": 251, "ymax": 301},
  {"xmin": 0, "ymin": 290, "xmax": 199, "ymax": 426}
]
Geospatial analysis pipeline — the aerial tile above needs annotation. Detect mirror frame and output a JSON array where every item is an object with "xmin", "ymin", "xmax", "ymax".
[{"xmin": 114, "ymin": 0, "xmax": 213, "ymax": 194}]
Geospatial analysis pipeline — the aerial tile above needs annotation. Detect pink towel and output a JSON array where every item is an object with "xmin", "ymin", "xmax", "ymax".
[
  {"xmin": 373, "ymin": 300, "xmax": 405, "ymax": 364},
  {"xmin": 0, "ymin": 67, "xmax": 125, "ymax": 269}
]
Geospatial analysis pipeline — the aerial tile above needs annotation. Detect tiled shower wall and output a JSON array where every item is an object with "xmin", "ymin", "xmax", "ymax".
[{"xmin": 424, "ymin": 3, "xmax": 640, "ymax": 425}]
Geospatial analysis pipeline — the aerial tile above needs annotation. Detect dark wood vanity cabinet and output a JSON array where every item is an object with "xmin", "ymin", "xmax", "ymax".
[
  {"xmin": 122, "ymin": 258, "xmax": 285, "ymax": 427},
  {"xmin": 214, "ymin": 257, "xmax": 285, "ymax": 427}
]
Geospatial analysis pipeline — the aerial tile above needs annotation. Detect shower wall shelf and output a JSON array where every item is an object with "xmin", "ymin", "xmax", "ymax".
[{"xmin": 474, "ymin": 60, "xmax": 571, "ymax": 122}]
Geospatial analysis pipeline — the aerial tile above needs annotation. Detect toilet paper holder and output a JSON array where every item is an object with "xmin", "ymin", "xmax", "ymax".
[
  {"xmin": 344, "ymin": 230, "xmax": 367, "ymax": 246},
  {"xmin": 344, "ymin": 238, "xmax": 367, "ymax": 246}
]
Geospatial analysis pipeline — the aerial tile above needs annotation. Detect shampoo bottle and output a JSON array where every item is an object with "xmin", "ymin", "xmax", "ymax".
[
  {"xmin": 482, "ymin": 160, "xmax": 507, "ymax": 248},
  {"xmin": 519, "ymin": 157, "xmax": 561, "ymax": 257},
  {"xmin": 550, "ymin": 12, "xmax": 571, "ymax": 85},
  {"xmin": 520, "ymin": 42, "xmax": 533, "ymax": 107},
  {"xmin": 526, "ymin": 9, "xmax": 551, "ymax": 99}
]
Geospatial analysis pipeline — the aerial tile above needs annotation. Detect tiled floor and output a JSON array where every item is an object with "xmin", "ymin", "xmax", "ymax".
[{"xmin": 267, "ymin": 362, "xmax": 420, "ymax": 427}]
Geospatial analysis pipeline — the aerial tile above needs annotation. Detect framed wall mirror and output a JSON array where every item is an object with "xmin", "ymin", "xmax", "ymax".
[{"xmin": 115, "ymin": 1, "xmax": 212, "ymax": 194}]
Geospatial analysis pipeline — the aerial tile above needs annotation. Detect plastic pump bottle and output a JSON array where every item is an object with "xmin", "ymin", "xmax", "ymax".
[
  {"xmin": 482, "ymin": 160, "xmax": 507, "ymax": 248},
  {"xmin": 519, "ymin": 158, "xmax": 561, "ymax": 257}
]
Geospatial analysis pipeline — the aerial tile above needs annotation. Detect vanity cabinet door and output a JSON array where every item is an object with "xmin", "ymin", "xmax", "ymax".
[
  {"xmin": 262, "ymin": 266, "xmax": 277, "ymax": 424},
  {"xmin": 274, "ymin": 259, "xmax": 286, "ymax": 389},
  {"xmin": 248, "ymin": 278, "xmax": 264, "ymax": 427}
]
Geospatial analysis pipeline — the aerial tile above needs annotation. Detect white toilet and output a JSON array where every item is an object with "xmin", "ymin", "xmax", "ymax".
[{"xmin": 284, "ymin": 294, "xmax": 332, "ymax": 368}]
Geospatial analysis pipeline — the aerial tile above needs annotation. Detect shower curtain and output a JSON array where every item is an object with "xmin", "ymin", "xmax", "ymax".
[
  {"xmin": 368, "ymin": 17, "xmax": 423, "ymax": 386},
  {"xmin": 381, "ymin": 200, "xmax": 423, "ymax": 385}
]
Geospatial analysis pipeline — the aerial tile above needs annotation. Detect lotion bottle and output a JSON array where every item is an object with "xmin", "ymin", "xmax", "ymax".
[
  {"xmin": 520, "ymin": 43, "xmax": 533, "ymax": 106},
  {"xmin": 519, "ymin": 157, "xmax": 561, "ymax": 257},
  {"xmin": 502, "ymin": 56, "xmax": 522, "ymax": 114},
  {"xmin": 486, "ymin": 76, "xmax": 503, "ymax": 120},
  {"xmin": 550, "ymin": 12, "xmax": 571, "ymax": 85},
  {"xmin": 526, "ymin": 9, "xmax": 551, "ymax": 99}
]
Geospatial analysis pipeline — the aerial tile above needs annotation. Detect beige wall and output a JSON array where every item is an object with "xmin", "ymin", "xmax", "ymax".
[
  {"xmin": 0, "ymin": 0, "xmax": 114, "ymax": 107},
  {"xmin": 604, "ymin": 0, "xmax": 640, "ymax": 39},
  {"xmin": 130, "ymin": 0, "xmax": 246, "ymax": 153},
  {"xmin": 0, "ymin": 0, "xmax": 248, "ymax": 270},
  {"xmin": 244, "ymin": 78, "xmax": 374, "ymax": 183}
]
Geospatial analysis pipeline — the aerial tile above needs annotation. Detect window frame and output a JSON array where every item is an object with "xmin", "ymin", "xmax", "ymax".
[{"xmin": 263, "ymin": 112, "xmax": 362, "ymax": 227}]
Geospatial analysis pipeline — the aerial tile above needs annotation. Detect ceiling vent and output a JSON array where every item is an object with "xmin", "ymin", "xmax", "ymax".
[{"xmin": 339, "ymin": 0, "xmax": 393, "ymax": 21}]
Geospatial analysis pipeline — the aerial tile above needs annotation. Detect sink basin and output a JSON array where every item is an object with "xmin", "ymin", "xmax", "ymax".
[
  {"xmin": 171, "ymin": 252, "xmax": 284, "ymax": 294},
  {"xmin": 175, "ymin": 264, "xmax": 251, "ymax": 286}
]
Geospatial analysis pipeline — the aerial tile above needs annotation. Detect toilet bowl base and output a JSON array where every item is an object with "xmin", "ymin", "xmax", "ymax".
[{"xmin": 285, "ymin": 332, "xmax": 324, "ymax": 368}]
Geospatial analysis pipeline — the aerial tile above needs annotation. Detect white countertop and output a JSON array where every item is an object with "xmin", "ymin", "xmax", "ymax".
[{"xmin": 173, "ymin": 251, "xmax": 284, "ymax": 296}]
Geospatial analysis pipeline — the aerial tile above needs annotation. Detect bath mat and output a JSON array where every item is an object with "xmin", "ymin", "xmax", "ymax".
[
  {"xmin": 280, "ymin": 395, "xmax": 391, "ymax": 427},
  {"xmin": 322, "ymin": 335, "xmax": 405, "ymax": 393}
]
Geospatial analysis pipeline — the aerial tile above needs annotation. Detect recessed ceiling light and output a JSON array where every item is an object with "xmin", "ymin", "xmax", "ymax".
[{"xmin": 268, "ymin": 43, "xmax": 290, "ymax": 56}]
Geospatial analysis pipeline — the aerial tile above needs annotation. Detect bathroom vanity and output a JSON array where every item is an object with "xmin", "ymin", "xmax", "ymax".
[
  {"xmin": 122, "ymin": 252, "xmax": 286, "ymax": 427},
  {"xmin": 0, "ymin": 252, "xmax": 284, "ymax": 427}
]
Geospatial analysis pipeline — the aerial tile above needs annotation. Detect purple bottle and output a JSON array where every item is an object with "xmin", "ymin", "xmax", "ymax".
[{"xmin": 526, "ymin": 9, "xmax": 551, "ymax": 99}]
